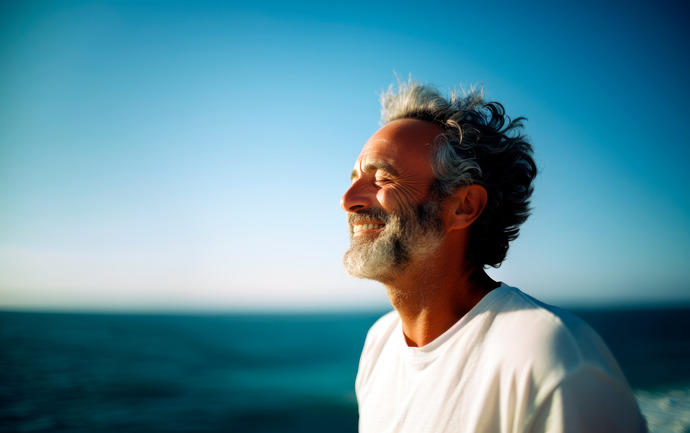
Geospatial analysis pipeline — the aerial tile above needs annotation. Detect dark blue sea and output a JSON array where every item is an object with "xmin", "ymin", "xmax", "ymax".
[{"xmin": 1, "ymin": 307, "xmax": 688, "ymax": 433}]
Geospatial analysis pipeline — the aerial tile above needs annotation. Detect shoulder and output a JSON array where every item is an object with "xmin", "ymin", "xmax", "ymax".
[
  {"xmin": 483, "ymin": 285, "xmax": 629, "ymax": 389},
  {"xmin": 361, "ymin": 310, "xmax": 400, "ymax": 357},
  {"xmin": 487, "ymin": 285, "xmax": 645, "ymax": 431}
]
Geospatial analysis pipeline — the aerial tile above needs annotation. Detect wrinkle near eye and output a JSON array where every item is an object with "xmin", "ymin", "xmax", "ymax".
[{"xmin": 379, "ymin": 174, "xmax": 431, "ymax": 209}]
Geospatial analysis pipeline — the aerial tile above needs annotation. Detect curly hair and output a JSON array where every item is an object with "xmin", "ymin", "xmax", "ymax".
[{"xmin": 380, "ymin": 80, "xmax": 537, "ymax": 268}]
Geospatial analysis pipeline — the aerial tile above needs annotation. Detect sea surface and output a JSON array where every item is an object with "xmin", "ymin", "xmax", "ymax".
[{"xmin": 1, "ymin": 307, "xmax": 688, "ymax": 432}]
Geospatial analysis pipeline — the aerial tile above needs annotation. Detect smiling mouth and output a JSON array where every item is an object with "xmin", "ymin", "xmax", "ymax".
[{"xmin": 353, "ymin": 223, "xmax": 385, "ymax": 233}]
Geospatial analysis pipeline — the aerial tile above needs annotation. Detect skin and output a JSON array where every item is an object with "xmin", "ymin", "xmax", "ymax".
[{"xmin": 341, "ymin": 119, "xmax": 499, "ymax": 347}]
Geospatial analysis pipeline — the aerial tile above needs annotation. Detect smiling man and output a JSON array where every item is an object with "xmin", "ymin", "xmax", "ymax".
[{"xmin": 342, "ymin": 81, "xmax": 646, "ymax": 432}]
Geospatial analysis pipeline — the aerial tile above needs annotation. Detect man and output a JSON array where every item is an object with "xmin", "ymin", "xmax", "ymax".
[{"xmin": 341, "ymin": 81, "xmax": 646, "ymax": 432}]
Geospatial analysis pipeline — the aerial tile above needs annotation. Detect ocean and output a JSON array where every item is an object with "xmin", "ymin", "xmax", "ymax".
[{"xmin": 1, "ymin": 307, "xmax": 688, "ymax": 433}]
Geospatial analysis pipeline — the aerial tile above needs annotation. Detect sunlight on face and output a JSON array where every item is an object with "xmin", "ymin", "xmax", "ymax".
[{"xmin": 342, "ymin": 119, "xmax": 445, "ymax": 282}]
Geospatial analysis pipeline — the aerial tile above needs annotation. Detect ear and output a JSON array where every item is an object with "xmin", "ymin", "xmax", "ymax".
[{"xmin": 445, "ymin": 184, "xmax": 488, "ymax": 232}]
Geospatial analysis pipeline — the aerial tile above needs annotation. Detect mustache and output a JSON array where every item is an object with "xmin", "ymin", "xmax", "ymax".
[
  {"xmin": 346, "ymin": 200, "xmax": 444, "ymax": 234},
  {"xmin": 347, "ymin": 208, "xmax": 390, "ymax": 226}
]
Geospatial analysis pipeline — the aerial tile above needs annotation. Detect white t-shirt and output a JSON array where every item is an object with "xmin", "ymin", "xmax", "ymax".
[{"xmin": 355, "ymin": 283, "xmax": 647, "ymax": 433}]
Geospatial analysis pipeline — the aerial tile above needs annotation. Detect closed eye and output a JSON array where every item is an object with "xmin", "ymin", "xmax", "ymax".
[{"xmin": 375, "ymin": 177, "xmax": 392, "ymax": 186}]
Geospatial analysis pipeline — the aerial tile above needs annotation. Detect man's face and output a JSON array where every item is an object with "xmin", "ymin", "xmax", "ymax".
[{"xmin": 341, "ymin": 119, "xmax": 446, "ymax": 282}]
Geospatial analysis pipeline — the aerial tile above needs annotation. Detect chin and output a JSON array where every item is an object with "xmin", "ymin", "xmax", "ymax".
[{"xmin": 342, "ymin": 245, "xmax": 403, "ymax": 283}]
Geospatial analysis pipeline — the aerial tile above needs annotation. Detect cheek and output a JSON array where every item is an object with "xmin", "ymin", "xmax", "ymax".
[
  {"xmin": 375, "ymin": 190, "xmax": 391, "ymax": 211},
  {"xmin": 377, "ymin": 186, "xmax": 425, "ymax": 212}
]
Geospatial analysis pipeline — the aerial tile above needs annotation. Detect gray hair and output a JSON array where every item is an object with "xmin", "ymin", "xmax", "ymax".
[{"xmin": 380, "ymin": 80, "xmax": 537, "ymax": 268}]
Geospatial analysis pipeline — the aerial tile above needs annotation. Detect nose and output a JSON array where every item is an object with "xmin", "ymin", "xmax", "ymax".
[{"xmin": 340, "ymin": 180, "xmax": 373, "ymax": 212}]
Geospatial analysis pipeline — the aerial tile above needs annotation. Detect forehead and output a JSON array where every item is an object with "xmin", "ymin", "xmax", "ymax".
[{"xmin": 355, "ymin": 119, "xmax": 441, "ymax": 173}]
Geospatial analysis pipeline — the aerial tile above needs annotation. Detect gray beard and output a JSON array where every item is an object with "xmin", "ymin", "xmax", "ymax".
[{"xmin": 342, "ymin": 201, "xmax": 445, "ymax": 284}]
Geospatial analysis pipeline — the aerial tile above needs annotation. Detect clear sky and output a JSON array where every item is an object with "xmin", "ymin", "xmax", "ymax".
[{"xmin": 1, "ymin": 0, "xmax": 689, "ymax": 312}]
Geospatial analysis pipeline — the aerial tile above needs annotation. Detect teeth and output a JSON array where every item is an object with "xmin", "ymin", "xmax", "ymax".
[{"xmin": 352, "ymin": 223, "xmax": 384, "ymax": 233}]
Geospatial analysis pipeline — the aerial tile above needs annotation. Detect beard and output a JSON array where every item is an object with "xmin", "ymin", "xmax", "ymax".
[{"xmin": 342, "ymin": 199, "xmax": 445, "ymax": 284}]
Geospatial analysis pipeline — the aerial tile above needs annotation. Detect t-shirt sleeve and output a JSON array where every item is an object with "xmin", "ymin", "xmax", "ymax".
[{"xmin": 529, "ymin": 366, "xmax": 647, "ymax": 433}]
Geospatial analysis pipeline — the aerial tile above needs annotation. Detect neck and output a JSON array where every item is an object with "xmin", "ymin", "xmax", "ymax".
[{"xmin": 384, "ymin": 252, "xmax": 498, "ymax": 347}]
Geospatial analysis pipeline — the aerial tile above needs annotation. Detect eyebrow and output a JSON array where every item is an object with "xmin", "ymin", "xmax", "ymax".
[{"xmin": 351, "ymin": 161, "xmax": 400, "ymax": 181}]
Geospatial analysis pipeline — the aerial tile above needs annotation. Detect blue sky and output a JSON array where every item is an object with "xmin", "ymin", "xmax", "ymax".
[{"xmin": 1, "ymin": 0, "xmax": 688, "ymax": 311}]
